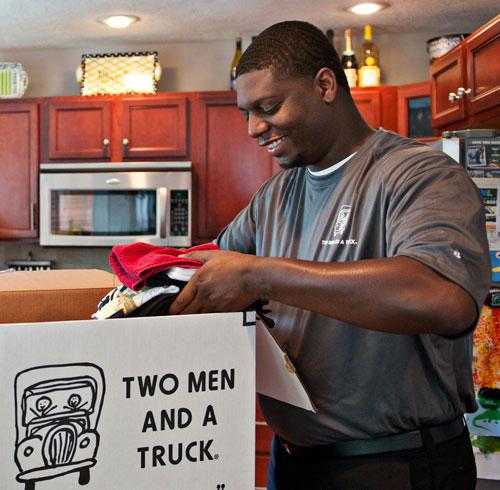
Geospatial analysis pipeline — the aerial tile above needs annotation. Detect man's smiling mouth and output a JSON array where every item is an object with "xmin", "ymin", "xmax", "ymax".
[{"xmin": 261, "ymin": 136, "xmax": 286, "ymax": 154}]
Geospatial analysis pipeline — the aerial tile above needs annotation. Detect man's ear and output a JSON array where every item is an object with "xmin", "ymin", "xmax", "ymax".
[{"xmin": 314, "ymin": 67, "xmax": 337, "ymax": 104}]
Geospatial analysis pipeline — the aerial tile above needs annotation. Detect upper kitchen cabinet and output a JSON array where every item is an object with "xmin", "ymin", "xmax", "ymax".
[
  {"xmin": 0, "ymin": 100, "xmax": 39, "ymax": 239},
  {"xmin": 41, "ymin": 94, "xmax": 189, "ymax": 162},
  {"xmin": 351, "ymin": 86, "xmax": 398, "ymax": 131},
  {"xmin": 397, "ymin": 81, "xmax": 436, "ymax": 141},
  {"xmin": 191, "ymin": 92, "xmax": 276, "ymax": 242},
  {"xmin": 117, "ymin": 96, "xmax": 187, "ymax": 160},
  {"xmin": 43, "ymin": 97, "xmax": 112, "ymax": 160},
  {"xmin": 431, "ymin": 15, "xmax": 500, "ymax": 129}
]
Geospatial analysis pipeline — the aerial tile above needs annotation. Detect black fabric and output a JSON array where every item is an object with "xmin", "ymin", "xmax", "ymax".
[
  {"xmin": 277, "ymin": 417, "xmax": 465, "ymax": 458},
  {"xmin": 268, "ymin": 426, "xmax": 476, "ymax": 490},
  {"xmin": 127, "ymin": 292, "xmax": 179, "ymax": 317}
]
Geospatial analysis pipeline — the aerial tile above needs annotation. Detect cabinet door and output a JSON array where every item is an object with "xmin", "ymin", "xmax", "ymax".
[
  {"xmin": 119, "ymin": 96, "xmax": 188, "ymax": 160},
  {"xmin": 192, "ymin": 92, "xmax": 275, "ymax": 242},
  {"xmin": 466, "ymin": 16, "xmax": 500, "ymax": 116},
  {"xmin": 352, "ymin": 89, "xmax": 382, "ymax": 128},
  {"xmin": 46, "ymin": 98, "xmax": 112, "ymax": 160},
  {"xmin": 0, "ymin": 101, "xmax": 38, "ymax": 238},
  {"xmin": 430, "ymin": 47, "xmax": 467, "ymax": 128},
  {"xmin": 397, "ymin": 82, "xmax": 436, "ymax": 141}
]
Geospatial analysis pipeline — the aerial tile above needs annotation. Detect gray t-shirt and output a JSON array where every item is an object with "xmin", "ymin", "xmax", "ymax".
[{"xmin": 218, "ymin": 129, "xmax": 491, "ymax": 446}]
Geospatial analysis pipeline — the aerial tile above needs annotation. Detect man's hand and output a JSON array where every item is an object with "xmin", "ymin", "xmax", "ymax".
[{"xmin": 169, "ymin": 250, "xmax": 262, "ymax": 315}]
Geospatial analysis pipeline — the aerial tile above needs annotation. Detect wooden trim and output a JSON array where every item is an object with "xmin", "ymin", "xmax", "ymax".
[{"xmin": 397, "ymin": 81, "xmax": 432, "ymax": 136}]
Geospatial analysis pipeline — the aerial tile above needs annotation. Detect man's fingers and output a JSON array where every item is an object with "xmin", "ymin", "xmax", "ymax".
[{"xmin": 169, "ymin": 280, "xmax": 198, "ymax": 315}]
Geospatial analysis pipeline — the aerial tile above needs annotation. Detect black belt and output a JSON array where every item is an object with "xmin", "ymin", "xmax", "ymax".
[{"xmin": 279, "ymin": 417, "xmax": 466, "ymax": 458}]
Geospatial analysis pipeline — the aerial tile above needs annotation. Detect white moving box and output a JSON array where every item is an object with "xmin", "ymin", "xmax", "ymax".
[{"xmin": 0, "ymin": 312, "xmax": 256, "ymax": 490}]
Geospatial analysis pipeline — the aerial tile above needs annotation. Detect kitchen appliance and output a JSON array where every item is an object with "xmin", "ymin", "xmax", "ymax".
[
  {"xmin": 39, "ymin": 162, "xmax": 191, "ymax": 247},
  {"xmin": 437, "ymin": 129, "xmax": 500, "ymax": 177}
]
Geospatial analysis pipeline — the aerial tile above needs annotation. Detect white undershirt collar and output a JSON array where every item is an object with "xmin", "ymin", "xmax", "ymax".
[{"xmin": 307, "ymin": 152, "xmax": 356, "ymax": 177}]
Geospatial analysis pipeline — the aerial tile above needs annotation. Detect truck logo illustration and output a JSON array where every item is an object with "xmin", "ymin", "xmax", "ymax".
[{"xmin": 14, "ymin": 363, "xmax": 105, "ymax": 490}]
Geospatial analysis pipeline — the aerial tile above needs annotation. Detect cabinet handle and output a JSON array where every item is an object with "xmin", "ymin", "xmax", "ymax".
[
  {"xmin": 105, "ymin": 178, "xmax": 121, "ymax": 185},
  {"xmin": 448, "ymin": 92, "xmax": 460, "ymax": 103},
  {"xmin": 457, "ymin": 87, "xmax": 472, "ymax": 98},
  {"xmin": 122, "ymin": 138, "xmax": 129, "ymax": 158}
]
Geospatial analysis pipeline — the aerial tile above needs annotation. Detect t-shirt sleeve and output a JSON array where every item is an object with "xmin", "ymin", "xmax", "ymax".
[
  {"xmin": 217, "ymin": 195, "xmax": 258, "ymax": 254},
  {"xmin": 385, "ymin": 158, "xmax": 491, "ymax": 315}
]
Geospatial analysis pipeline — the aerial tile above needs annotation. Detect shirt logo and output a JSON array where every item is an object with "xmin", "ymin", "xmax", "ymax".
[
  {"xmin": 321, "ymin": 204, "xmax": 358, "ymax": 246},
  {"xmin": 333, "ymin": 205, "xmax": 352, "ymax": 237}
]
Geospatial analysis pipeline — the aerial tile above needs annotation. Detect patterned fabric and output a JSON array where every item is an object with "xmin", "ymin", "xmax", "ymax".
[{"xmin": 92, "ymin": 283, "xmax": 179, "ymax": 320}]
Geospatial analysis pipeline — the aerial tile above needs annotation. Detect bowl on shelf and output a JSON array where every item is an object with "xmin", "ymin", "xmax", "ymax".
[
  {"xmin": 0, "ymin": 62, "xmax": 29, "ymax": 98},
  {"xmin": 426, "ymin": 34, "xmax": 470, "ymax": 63}
]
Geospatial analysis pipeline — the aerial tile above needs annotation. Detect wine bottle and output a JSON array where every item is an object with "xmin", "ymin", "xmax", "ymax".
[
  {"xmin": 358, "ymin": 24, "xmax": 381, "ymax": 87},
  {"xmin": 341, "ymin": 29, "xmax": 358, "ymax": 88},
  {"xmin": 230, "ymin": 33, "xmax": 243, "ymax": 90},
  {"xmin": 326, "ymin": 29, "xmax": 334, "ymax": 46}
]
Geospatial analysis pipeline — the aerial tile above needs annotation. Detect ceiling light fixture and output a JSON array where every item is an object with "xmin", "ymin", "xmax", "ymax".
[
  {"xmin": 100, "ymin": 15, "xmax": 140, "ymax": 29},
  {"xmin": 348, "ymin": 3, "xmax": 388, "ymax": 15}
]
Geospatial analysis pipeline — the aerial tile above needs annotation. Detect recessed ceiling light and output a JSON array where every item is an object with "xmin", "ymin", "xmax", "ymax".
[
  {"xmin": 348, "ymin": 3, "xmax": 388, "ymax": 15},
  {"xmin": 100, "ymin": 15, "xmax": 140, "ymax": 29}
]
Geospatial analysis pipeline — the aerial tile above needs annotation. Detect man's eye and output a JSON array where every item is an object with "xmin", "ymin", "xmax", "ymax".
[
  {"xmin": 241, "ymin": 111, "xmax": 249, "ymax": 121},
  {"xmin": 261, "ymin": 104, "xmax": 280, "ymax": 115}
]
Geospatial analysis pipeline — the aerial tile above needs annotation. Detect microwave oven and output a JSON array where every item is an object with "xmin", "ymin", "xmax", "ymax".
[{"xmin": 39, "ymin": 162, "xmax": 191, "ymax": 247}]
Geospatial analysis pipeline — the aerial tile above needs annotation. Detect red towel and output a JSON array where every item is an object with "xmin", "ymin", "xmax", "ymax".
[{"xmin": 109, "ymin": 242, "xmax": 219, "ymax": 291}]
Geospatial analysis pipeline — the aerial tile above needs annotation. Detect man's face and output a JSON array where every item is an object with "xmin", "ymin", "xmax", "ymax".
[{"xmin": 236, "ymin": 68, "xmax": 333, "ymax": 169}]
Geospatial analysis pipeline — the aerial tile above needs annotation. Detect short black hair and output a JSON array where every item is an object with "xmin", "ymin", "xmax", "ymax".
[{"xmin": 236, "ymin": 20, "xmax": 350, "ymax": 93}]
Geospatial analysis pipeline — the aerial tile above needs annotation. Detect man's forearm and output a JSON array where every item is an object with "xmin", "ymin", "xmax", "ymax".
[{"xmin": 250, "ymin": 255, "xmax": 477, "ymax": 336}]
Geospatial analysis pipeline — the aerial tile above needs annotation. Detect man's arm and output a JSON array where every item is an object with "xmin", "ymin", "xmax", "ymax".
[{"xmin": 169, "ymin": 250, "xmax": 477, "ymax": 336}]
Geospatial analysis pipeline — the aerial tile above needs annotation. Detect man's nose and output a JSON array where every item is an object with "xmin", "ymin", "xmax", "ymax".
[{"xmin": 247, "ymin": 113, "xmax": 269, "ymax": 138}]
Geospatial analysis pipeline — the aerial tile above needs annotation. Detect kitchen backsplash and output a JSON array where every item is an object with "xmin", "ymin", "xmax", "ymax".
[{"xmin": 0, "ymin": 242, "xmax": 112, "ymax": 271}]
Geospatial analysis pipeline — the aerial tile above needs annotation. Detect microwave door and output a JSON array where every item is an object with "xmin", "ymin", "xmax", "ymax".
[{"xmin": 40, "ymin": 173, "xmax": 161, "ymax": 246}]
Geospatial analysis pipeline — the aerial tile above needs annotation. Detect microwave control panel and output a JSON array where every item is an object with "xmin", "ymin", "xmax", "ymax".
[{"xmin": 170, "ymin": 190, "xmax": 189, "ymax": 236}]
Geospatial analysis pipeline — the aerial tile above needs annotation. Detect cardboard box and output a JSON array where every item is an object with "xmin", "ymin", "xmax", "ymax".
[
  {"xmin": 0, "ymin": 269, "xmax": 117, "ymax": 324},
  {"xmin": 0, "ymin": 269, "xmax": 309, "ymax": 489},
  {"xmin": 0, "ymin": 312, "xmax": 256, "ymax": 489}
]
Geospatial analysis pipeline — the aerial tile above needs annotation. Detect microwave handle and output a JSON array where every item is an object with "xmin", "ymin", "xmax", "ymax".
[{"xmin": 158, "ymin": 187, "xmax": 168, "ymax": 239}]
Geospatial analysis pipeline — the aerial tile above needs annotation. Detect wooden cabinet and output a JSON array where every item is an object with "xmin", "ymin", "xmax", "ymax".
[
  {"xmin": 465, "ymin": 16, "xmax": 500, "ymax": 117},
  {"xmin": 191, "ymin": 92, "xmax": 276, "ymax": 243},
  {"xmin": 0, "ymin": 100, "xmax": 39, "ymax": 239},
  {"xmin": 45, "ymin": 97, "xmax": 112, "ymax": 160},
  {"xmin": 431, "ymin": 15, "xmax": 500, "ymax": 129},
  {"xmin": 42, "ymin": 94, "xmax": 188, "ymax": 162},
  {"xmin": 397, "ymin": 81, "xmax": 437, "ymax": 141},
  {"xmin": 117, "ymin": 96, "xmax": 187, "ymax": 160},
  {"xmin": 352, "ymin": 86, "xmax": 398, "ymax": 132}
]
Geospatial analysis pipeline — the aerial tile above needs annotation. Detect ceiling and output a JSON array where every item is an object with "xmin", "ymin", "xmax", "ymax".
[{"xmin": 0, "ymin": 0, "xmax": 498, "ymax": 50}]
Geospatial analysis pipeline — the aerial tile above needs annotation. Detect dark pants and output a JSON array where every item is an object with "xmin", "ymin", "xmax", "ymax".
[{"xmin": 267, "ymin": 427, "xmax": 476, "ymax": 490}]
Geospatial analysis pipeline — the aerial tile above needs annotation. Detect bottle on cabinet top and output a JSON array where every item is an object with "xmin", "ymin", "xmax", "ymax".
[
  {"xmin": 358, "ymin": 24, "xmax": 381, "ymax": 87},
  {"xmin": 230, "ymin": 33, "xmax": 243, "ymax": 90},
  {"xmin": 326, "ymin": 28, "xmax": 335, "ymax": 46},
  {"xmin": 341, "ymin": 29, "xmax": 358, "ymax": 88}
]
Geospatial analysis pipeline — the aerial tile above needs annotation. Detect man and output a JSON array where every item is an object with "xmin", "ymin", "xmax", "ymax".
[{"xmin": 170, "ymin": 21, "xmax": 491, "ymax": 489}]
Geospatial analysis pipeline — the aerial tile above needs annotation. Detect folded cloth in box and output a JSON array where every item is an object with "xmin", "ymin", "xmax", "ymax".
[{"xmin": 109, "ymin": 242, "xmax": 219, "ymax": 290}]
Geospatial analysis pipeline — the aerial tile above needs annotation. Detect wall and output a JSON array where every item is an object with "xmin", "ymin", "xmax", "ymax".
[{"xmin": 0, "ymin": 32, "xmax": 437, "ymax": 97}]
